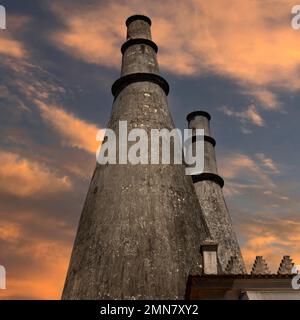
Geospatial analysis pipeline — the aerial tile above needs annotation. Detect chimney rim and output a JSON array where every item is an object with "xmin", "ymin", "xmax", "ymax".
[
  {"xmin": 200, "ymin": 240, "xmax": 219, "ymax": 253},
  {"xmin": 126, "ymin": 14, "xmax": 152, "ymax": 27},
  {"xmin": 186, "ymin": 111, "xmax": 211, "ymax": 123}
]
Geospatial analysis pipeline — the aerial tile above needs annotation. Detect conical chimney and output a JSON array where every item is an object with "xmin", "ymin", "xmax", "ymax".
[
  {"xmin": 186, "ymin": 111, "xmax": 246, "ymax": 273},
  {"xmin": 62, "ymin": 15, "xmax": 210, "ymax": 299}
]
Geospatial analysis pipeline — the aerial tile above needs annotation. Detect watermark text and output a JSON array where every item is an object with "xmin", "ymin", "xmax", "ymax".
[
  {"xmin": 0, "ymin": 5, "xmax": 6, "ymax": 30},
  {"xmin": 96, "ymin": 121, "xmax": 205, "ymax": 175},
  {"xmin": 292, "ymin": 265, "xmax": 300, "ymax": 290},
  {"xmin": 0, "ymin": 265, "xmax": 6, "ymax": 289},
  {"xmin": 291, "ymin": 5, "xmax": 300, "ymax": 29}
]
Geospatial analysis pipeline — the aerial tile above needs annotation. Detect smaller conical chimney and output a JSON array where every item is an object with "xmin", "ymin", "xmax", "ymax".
[{"xmin": 186, "ymin": 111, "xmax": 246, "ymax": 274}]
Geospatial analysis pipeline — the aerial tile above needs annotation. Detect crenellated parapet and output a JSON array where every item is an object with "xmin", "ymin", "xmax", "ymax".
[
  {"xmin": 278, "ymin": 256, "xmax": 295, "ymax": 275},
  {"xmin": 251, "ymin": 256, "xmax": 271, "ymax": 275}
]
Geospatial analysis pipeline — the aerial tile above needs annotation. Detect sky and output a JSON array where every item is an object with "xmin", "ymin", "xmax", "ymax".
[{"xmin": 0, "ymin": 0, "xmax": 300, "ymax": 299}]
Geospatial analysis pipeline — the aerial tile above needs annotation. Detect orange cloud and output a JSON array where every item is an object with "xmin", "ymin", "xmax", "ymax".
[
  {"xmin": 219, "ymin": 152, "xmax": 285, "ymax": 199},
  {"xmin": 0, "ymin": 36, "xmax": 26, "ymax": 58},
  {"xmin": 244, "ymin": 88, "xmax": 281, "ymax": 110},
  {"xmin": 49, "ymin": 0, "xmax": 300, "ymax": 108},
  {"xmin": 0, "ymin": 211, "xmax": 74, "ymax": 299},
  {"xmin": 0, "ymin": 222, "xmax": 21, "ymax": 244},
  {"xmin": 239, "ymin": 218, "xmax": 300, "ymax": 272},
  {"xmin": 5, "ymin": 241, "xmax": 69, "ymax": 299},
  {"xmin": 220, "ymin": 105, "xmax": 265, "ymax": 130},
  {"xmin": 49, "ymin": 2, "xmax": 127, "ymax": 67},
  {"xmin": 256, "ymin": 153, "xmax": 280, "ymax": 174},
  {"xmin": 0, "ymin": 151, "xmax": 72, "ymax": 197},
  {"xmin": 220, "ymin": 152, "xmax": 274, "ymax": 185},
  {"xmin": 0, "ymin": 15, "xmax": 30, "ymax": 58},
  {"xmin": 35, "ymin": 100, "xmax": 101, "ymax": 154},
  {"xmin": 0, "ymin": 237, "xmax": 70, "ymax": 299}
]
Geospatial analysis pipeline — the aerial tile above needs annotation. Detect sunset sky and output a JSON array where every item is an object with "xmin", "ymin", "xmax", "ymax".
[{"xmin": 1, "ymin": 0, "xmax": 300, "ymax": 299}]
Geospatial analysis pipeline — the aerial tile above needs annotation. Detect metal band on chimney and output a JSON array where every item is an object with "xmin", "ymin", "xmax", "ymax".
[
  {"xmin": 191, "ymin": 135, "xmax": 216, "ymax": 147},
  {"xmin": 121, "ymin": 38, "xmax": 158, "ymax": 54},
  {"xmin": 192, "ymin": 173, "xmax": 224, "ymax": 188},
  {"xmin": 186, "ymin": 111, "xmax": 211, "ymax": 122},
  {"xmin": 112, "ymin": 72, "xmax": 169, "ymax": 98},
  {"xmin": 126, "ymin": 15, "xmax": 152, "ymax": 26}
]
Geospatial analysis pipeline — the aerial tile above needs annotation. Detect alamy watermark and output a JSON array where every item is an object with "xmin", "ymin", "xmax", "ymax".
[
  {"xmin": 292, "ymin": 265, "xmax": 300, "ymax": 290},
  {"xmin": 291, "ymin": 5, "xmax": 300, "ymax": 29},
  {"xmin": 0, "ymin": 5, "xmax": 6, "ymax": 30},
  {"xmin": 0, "ymin": 265, "xmax": 6, "ymax": 289},
  {"xmin": 95, "ymin": 121, "xmax": 204, "ymax": 175}
]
